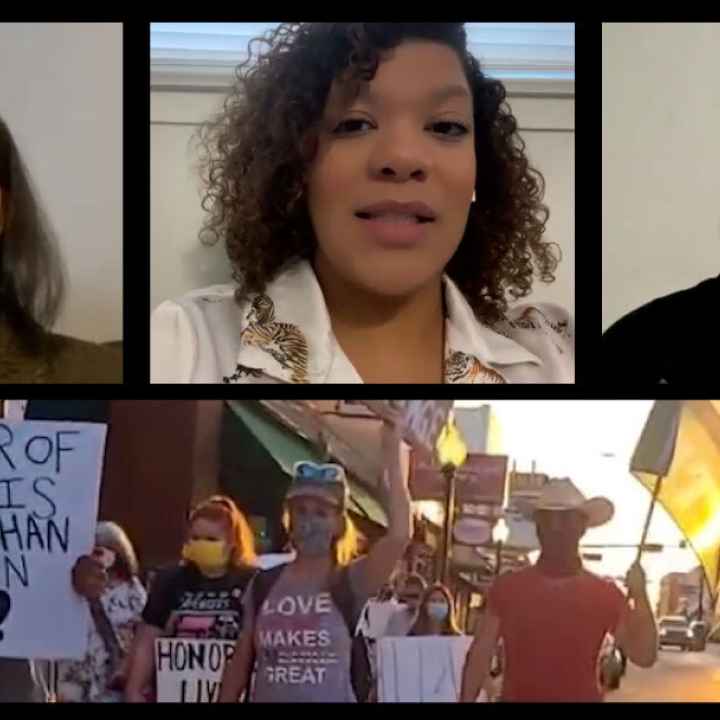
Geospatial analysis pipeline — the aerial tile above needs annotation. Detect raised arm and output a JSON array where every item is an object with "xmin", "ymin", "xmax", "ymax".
[
  {"xmin": 461, "ymin": 610, "xmax": 500, "ymax": 702},
  {"xmin": 615, "ymin": 562, "xmax": 658, "ymax": 668},
  {"xmin": 351, "ymin": 415, "xmax": 412, "ymax": 600}
]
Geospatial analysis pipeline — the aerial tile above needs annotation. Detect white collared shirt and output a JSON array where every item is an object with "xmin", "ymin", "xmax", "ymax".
[{"xmin": 151, "ymin": 260, "xmax": 573, "ymax": 383}]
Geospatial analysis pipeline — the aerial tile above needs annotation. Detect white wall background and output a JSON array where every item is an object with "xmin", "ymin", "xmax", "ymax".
[
  {"xmin": 151, "ymin": 91, "xmax": 573, "ymax": 315},
  {"xmin": 602, "ymin": 23, "xmax": 720, "ymax": 332},
  {"xmin": 0, "ymin": 23, "xmax": 123, "ymax": 342}
]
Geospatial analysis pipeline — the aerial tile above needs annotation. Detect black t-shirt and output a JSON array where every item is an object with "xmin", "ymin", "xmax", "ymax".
[
  {"xmin": 602, "ymin": 274, "xmax": 718, "ymax": 383},
  {"xmin": 142, "ymin": 564, "xmax": 257, "ymax": 640}
]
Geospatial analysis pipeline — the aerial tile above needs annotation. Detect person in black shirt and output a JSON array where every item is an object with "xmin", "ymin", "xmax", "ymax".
[
  {"xmin": 602, "ymin": 274, "xmax": 719, "ymax": 383},
  {"xmin": 124, "ymin": 496, "xmax": 258, "ymax": 702}
]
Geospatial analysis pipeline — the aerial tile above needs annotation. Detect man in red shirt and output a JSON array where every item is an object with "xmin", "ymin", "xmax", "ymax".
[{"xmin": 460, "ymin": 478, "xmax": 658, "ymax": 702}]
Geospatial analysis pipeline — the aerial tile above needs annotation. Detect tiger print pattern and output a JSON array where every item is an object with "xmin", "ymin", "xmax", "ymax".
[
  {"xmin": 503, "ymin": 306, "xmax": 570, "ymax": 354},
  {"xmin": 222, "ymin": 363, "xmax": 264, "ymax": 383},
  {"xmin": 238, "ymin": 295, "xmax": 310, "ymax": 383},
  {"xmin": 508, "ymin": 306, "xmax": 569, "ymax": 336},
  {"xmin": 445, "ymin": 350, "xmax": 506, "ymax": 384}
]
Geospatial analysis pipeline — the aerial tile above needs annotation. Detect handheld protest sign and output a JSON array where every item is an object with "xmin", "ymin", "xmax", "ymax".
[
  {"xmin": 155, "ymin": 638, "xmax": 236, "ymax": 702},
  {"xmin": 363, "ymin": 401, "xmax": 453, "ymax": 462},
  {"xmin": 0, "ymin": 420, "xmax": 107, "ymax": 659},
  {"xmin": 377, "ymin": 635, "xmax": 473, "ymax": 702}
]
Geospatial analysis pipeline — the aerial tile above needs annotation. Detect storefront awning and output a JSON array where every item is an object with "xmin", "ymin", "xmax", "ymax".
[{"xmin": 227, "ymin": 401, "xmax": 388, "ymax": 528}]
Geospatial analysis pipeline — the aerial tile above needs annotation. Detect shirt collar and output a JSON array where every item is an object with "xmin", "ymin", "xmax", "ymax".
[
  {"xmin": 443, "ymin": 273, "xmax": 543, "ymax": 369},
  {"xmin": 233, "ymin": 260, "xmax": 542, "ymax": 383}
]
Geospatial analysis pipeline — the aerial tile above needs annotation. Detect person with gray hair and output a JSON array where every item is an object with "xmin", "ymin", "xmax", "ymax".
[{"xmin": 56, "ymin": 522, "xmax": 147, "ymax": 702}]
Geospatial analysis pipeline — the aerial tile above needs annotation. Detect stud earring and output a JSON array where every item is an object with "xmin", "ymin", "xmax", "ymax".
[{"xmin": 471, "ymin": 190, "xmax": 476, "ymax": 204}]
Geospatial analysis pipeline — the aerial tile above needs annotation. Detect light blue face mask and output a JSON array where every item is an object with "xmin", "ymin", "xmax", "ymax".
[
  {"xmin": 427, "ymin": 602, "xmax": 449, "ymax": 622},
  {"xmin": 291, "ymin": 516, "xmax": 336, "ymax": 557}
]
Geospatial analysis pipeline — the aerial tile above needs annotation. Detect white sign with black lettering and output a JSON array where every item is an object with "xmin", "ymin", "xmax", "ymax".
[
  {"xmin": 0, "ymin": 420, "xmax": 107, "ymax": 660},
  {"xmin": 155, "ymin": 638, "xmax": 236, "ymax": 703}
]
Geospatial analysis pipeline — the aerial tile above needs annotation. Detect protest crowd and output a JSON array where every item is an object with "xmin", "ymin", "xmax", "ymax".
[{"xmin": 0, "ymin": 400, "xmax": 660, "ymax": 703}]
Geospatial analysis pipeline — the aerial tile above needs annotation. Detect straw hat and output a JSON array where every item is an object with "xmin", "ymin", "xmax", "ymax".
[{"xmin": 516, "ymin": 477, "xmax": 614, "ymax": 528}]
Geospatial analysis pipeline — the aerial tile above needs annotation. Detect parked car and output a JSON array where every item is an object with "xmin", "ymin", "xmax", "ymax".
[
  {"xmin": 688, "ymin": 620, "xmax": 708, "ymax": 651},
  {"xmin": 658, "ymin": 615, "xmax": 693, "ymax": 650}
]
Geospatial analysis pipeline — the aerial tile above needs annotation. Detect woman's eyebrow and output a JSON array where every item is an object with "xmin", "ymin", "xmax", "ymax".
[{"xmin": 356, "ymin": 83, "xmax": 471, "ymax": 106}]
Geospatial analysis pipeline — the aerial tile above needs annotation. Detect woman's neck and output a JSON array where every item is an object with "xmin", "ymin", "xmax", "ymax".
[
  {"xmin": 313, "ymin": 255, "xmax": 445, "ymax": 383},
  {"xmin": 290, "ymin": 554, "xmax": 334, "ymax": 577},
  {"xmin": 427, "ymin": 619, "xmax": 444, "ymax": 635}
]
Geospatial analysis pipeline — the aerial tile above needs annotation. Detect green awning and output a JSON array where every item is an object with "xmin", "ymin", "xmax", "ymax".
[{"xmin": 227, "ymin": 401, "xmax": 388, "ymax": 528}]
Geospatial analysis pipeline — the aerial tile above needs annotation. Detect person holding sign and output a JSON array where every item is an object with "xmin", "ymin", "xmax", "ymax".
[
  {"xmin": 408, "ymin": 583, "xmax": 462, "ymax": 637},
  {"xmin": 0, "ymin": 399, "xmax": 110, "ymax": 702},
  {"xmin": 219, "ymin": 413, "xmax": 412, "ymax": 702},
  {"xmin": 124, "ymin": 496, "xmax": 257, "ymax": 702},
  {"xmin": 56, "ymin": 522, "xmax": 147, "ymax": 702},
  {"xmin": 460, "ymin": 478, "xmax": 658, "ymax": 702}
]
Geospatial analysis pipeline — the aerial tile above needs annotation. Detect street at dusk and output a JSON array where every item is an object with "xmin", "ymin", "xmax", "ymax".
[{"xmin": 1, "ymin": 400, "xmax": 718, "ymax": 703}]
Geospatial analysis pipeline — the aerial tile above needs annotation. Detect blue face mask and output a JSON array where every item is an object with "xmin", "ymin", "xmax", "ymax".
[
  {"xmin": 427, "ymin": 602, "xmax": 449, "ymax": 622},
  {"xmin": 291, "ymin": 516, "xmax": 335, "ymax": 557}
]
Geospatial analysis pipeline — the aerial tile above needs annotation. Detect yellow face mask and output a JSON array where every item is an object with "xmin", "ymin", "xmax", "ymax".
[{"xmin": 182, "ymin": 539, "xmax": 229, "ymax": 576}]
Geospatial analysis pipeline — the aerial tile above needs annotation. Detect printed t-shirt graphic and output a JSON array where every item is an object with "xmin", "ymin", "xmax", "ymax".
[
  {"xmin": 248, "ymin": 569, "xmax": 359, "ymax": 702},
  {"xmin": 143, "ymin": 564, "xmax": 255, "ymax": 640}
]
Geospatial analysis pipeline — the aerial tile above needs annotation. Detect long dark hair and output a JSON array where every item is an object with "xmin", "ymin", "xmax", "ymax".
[
  {"xmin": 0, "ymin": 115, "xmax": 65, "ymax": 353},
  {"xmin": 197, "ymin": 23, "xmax": 558, "ymax": 325},
  {"xmin": 409, "ymin": 582, "xmax": 462, "ymax": 636}
]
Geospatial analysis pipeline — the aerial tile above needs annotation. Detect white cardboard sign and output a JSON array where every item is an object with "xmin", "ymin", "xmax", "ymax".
[
  {"xmin": 377, "ymin": 635, "xmax": 473, "ymax": 702},
  {"xmin": 364, "ymin": 401, "xmax": 453, "ymax": 458},
  {"xmin": 0, "ymin": 420, "xmax": 107, "ymax": 659},
  {"xmin": 155, "ymin": 638, "xmax": 236, "ymax": 703}
]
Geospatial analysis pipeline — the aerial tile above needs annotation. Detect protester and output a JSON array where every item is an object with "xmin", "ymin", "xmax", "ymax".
[
  {"xmin": 124, "ymin": 496, "xmax": 258, "ymax": 702},
  {"xmin": 57, "ymin": 522, "xmax": 147, "ymax": 702},
  {"xmin": 408, "ymin": 583, "xmax": 461, "ymax": 637},
  {"xmin": 383, "ymin": 573, "xmax": 427, "ymax": 637},
  {"xmin": 219, "ymin": 414, "xmax": 412, "ymax": 702},
  {"xmin": 0, "ymin": 400, "xmax": 115, "ymax": 702},
  {"xmin": 460, "ymin": 478, "xmax": 658, "ymax": 702}
]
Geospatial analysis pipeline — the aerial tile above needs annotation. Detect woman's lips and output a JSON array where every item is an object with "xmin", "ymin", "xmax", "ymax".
[{"xmin": 354, "ymin": 214, "xmax": 433, "ymax": 248}]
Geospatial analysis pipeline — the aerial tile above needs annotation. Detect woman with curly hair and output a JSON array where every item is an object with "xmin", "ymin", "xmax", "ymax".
[
  {"xmin": 0, "ymin": 116, "xmax": 122, "ymax": 383},
  {"xmin": 151, "ymin": 23, "xmax": 573, "ymax": 384}
]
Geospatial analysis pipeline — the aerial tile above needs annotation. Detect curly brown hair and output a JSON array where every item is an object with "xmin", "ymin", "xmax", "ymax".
[{"xmin": 197, "ymin": 23, "xmax": 559, "ymax": 324}]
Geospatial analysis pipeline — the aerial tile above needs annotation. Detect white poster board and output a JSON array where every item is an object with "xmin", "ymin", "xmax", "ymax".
[
  {"xmin": 358, "ymin": 600, "xmax": 402, "ymax": 640},
  {"xmin": 377, "ymin": 636, "xmax": 473, "ymax": 702},
  {"xmin": 0, "ymin": 420, "xmax": 107, "ymax": 659},
  {"xmin": 155, "ymin": 638, "xmax": 236, "ymax": 702},
  {"xmin": 364, "ymin": 401, "xmax": 453, "ymax": 459}
]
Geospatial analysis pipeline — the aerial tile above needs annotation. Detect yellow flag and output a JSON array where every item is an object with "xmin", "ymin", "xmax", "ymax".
[{"xmin": 631, "ymin": 400, "xmax": 720, "ymax": 596}]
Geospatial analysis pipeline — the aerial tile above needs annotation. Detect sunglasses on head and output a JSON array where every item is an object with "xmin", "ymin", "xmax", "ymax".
[{"xmin": 294, "ymin": 461, "xmax": 345, "ymax": 483}]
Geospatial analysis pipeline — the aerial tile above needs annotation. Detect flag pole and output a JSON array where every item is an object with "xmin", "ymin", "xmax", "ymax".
[{"xmin": 636, "ymin": 474, "xmax": 664, "ymax": 564}]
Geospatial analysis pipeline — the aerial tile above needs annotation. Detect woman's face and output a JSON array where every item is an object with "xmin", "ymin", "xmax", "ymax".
[
  {"xmin": 306, "ymin": 40, "xmax": 476, "ymax": 299},
  {"xmin": 288, "ymin": 496, "xmax": 343, "ymax": 557},
  {"xmin": 189, "ymin": 517, "xmax": 231, "ymax": 546},
  {"xmin": 288, "ymin": 497, "xmax": 342, "ymax": 533},
  {"xmin": 427, "ymin": 589, "xmax": 447, "ymax": 608}
]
